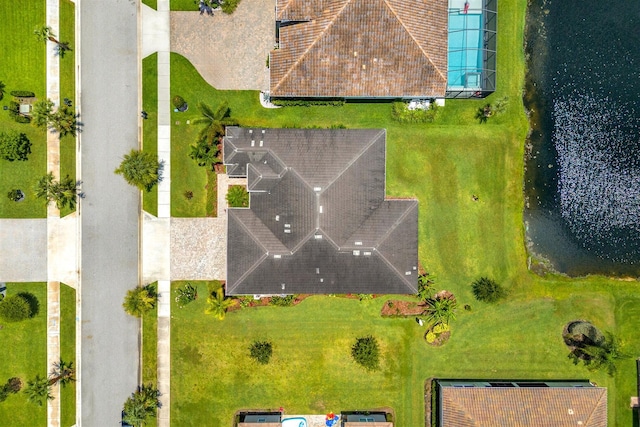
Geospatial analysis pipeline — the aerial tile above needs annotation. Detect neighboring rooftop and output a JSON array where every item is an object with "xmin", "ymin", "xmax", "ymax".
[
  {"xmin": 270, "ymin": 0, "xmax": 448, "ymax": 98},
  {"xmin": 436, "ymin": 380, "xmax": 607, "ymax": 427},
  {"xmin": 224, "ymin": 127, "xmax": 418, "ymax": 295}
]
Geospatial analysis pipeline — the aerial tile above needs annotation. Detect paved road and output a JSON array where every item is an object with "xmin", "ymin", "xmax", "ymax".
[{"xmin": 79, "ymin": 0, "xmax": 140, "ymax": 424}]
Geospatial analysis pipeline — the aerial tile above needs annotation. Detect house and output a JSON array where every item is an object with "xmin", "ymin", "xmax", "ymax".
[
  {"xmin": 270, "ymin": 0, "xmax": 497, "ymax": 100},
  {"xmin": 341, "ymin": 411, "xmax": 393, "ymax": 426},
  {"xmin": 433, "ymin": 379, "xmax": 607, "ymax": 426},
  {"xmin": 224, "ymin": 127, "xmax": 418, "ymax": 296},
  {"xmin": 236, "ymin": 411, "xmax": 282, "ymax": 426},
  {"xmin": 270, "ymin": 0, "xmax": 448, "ymax": 99}
]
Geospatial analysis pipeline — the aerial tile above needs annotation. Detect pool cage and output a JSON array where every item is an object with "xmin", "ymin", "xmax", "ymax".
[{"xmin": 445, "ymin": 0, "xmax": 497, "ymax": 99}]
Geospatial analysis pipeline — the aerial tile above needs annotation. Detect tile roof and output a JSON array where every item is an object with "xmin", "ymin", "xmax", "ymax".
[
  {"xmin": 271, "ymin": 0, "xmax": 448, "ymax": 98},
  {"xmin": 224, "ymin": 127, "xmax": 418, "ymax": 295},
  {"xmin": 440, "ymin": 387, "xmax": 608, "ymax": 427}
]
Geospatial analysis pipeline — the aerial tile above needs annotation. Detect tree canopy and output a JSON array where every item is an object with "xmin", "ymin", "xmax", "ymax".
[
  {"xmin": 115, "ymin": 150, "xmax": 161, "ymax": 192},
  {"xmin": 0, "ymin": 131, "xmax": 31, "ymax": 161}
]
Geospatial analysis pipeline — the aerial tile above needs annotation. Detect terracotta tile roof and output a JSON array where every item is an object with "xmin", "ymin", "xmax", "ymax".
[
  {"xmin": 440, "ymin": 387, "xmax": 608, "ymax": 427},
  {"xmin": 271, "ymin": 0, "xmax": 447, "ymax": 98}
]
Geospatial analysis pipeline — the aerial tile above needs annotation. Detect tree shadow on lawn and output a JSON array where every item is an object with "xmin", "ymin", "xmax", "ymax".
[{"xmin": 17, "ymin": 292, "xmax": 39, "ymax": 317}]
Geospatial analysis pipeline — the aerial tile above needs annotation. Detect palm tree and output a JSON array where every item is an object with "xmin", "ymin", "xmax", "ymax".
[
  {"xmin": 31, "ymin": 99, "xmax": 54, "ymax": 128},
  {"xmin": 49, "ymin": 359, "xmax": 75, "ymax": 387},
  {"xmin": 123, "ymin": 285, "xmax": 157, "ymax": 318},
  {"xmin": 34, "ymin": 172, "xmax": 80, "ymax": 210},
  {"xmin": 115, "ymin": 150, "xmax": 161, "ymax": 192},
  {"xmin": 226, "ymin": 185, "xmax": 249, "ymax": 207},
  {"xmin": 189, "ymin": 136, "xmax": 221, "ymax": 170},
  {"xmin": 122, "ymin": 384, "xmax": 160, "ymax": 427},
  {"xmin": 205, "ymin": 289, "xmax": 234, "ymax": 320},
  {"xmin": 24, "ymin": 375, "xmax": 53, "ymax": 406},
  {"xmin": 50, "ymin": 104, "xmax": 79, "ymax": 137},
  {"xmin": 424, "ymin": 297, "xmax": 457, "ymax": 326},
  {"xmin": 192, "ymin": 101, "xmax": 237, "ymax": 145},
  {"xmin": 570, "ymin": 332, "xmax": 625, "ymax": 377},
  {"xmin": 33, "ymin": 25, "xmax": 71, "ymax": 57}
]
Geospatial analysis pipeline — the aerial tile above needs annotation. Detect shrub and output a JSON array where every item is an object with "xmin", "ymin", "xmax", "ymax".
[
  {"xmin": 433, "ymin": 323, "xmax": 449, "ymax": 334},
  {"xmin": 114, "ymin": 149, "xmax": 161, "ymax": 192},
  {"xmin": 172, "ymin": 95, "xmax": 186, "ymax": 109},
  {"xmin": 269, "ymin": 295, "xmax": 295, "ymax": 307},
  {"xmin": 249, "ymin": 341, "xmax": 273, "ymax": 364},
  {"xmin": 358, "ymin": 294, "xmax": 373, "ymax": 301},
  {"xmin": 175, "ymin": 283, "xmax": 198, "ymax": 307},
  {"xmin": 424, "ymin": 297, "xmax": 457, "ymax": 326},
  {"xmin": 10, "ymin": 91, "xmax": 35, "ymax": 98},
  {"xmin": 391, "ymin": 101, "xmax": 438, "ymax": 123},
  {"xmin": 271, "ymin": 99, "xmax": 345, "ymax": 107},
  {"xmin": 417, "ymin": 273, "xmax": 436, "ymax": 301},
  {"xmin": 226, "ymin": 185, "xmax": 249, "ymax": 208},
  {"xmin": 425, "ymin": 331, "xmax": 436, "ymax": 344},
  {"xmin": 14, "ymin": 115, "xmax": 31, "ymax": 124},
  {"xmin": 471, "ymin": 277, "xmax": 506, "ymax": 303},
  {"xmin": 0, "ymin": 294, "xmax": 34, "ymax": 322},
  {"xmin": 8, "ymin": 101, "xmax": 20, "ymax": 118},
  {"xmin": 7, "ymin": 189, "xmax": 24, "ymax": 202},
  {"xmin": 6, "ymin": 377, "xmax": 22, "ymax": 393},
  {"xmin": 351, "ymin": 335, "xmax": 380, "ymax": 371},
  {"xmin": 221, "ymin": 0, "xmax": 241, "ymax": 14},
  {"xmin": 122, "ymin": 284, "xmax": 157, "ymax": 318},
  {"xmin": 0, "ymin": 131, "xmax": 31, "ymax": 161}
]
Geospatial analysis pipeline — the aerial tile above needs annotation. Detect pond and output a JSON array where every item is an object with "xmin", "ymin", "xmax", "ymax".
[{"xmin": 523, "ymin": 0, "xmax": 640, "ymax": 276}]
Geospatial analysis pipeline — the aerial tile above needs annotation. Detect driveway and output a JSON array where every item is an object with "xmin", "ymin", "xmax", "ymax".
[
  {"xmin": 170, "ymin": 0, "xmax": 274, "ymax": 90},
  {"xmin": 0, "ymin": 219, "xmax": 47, "ymax": 282}
]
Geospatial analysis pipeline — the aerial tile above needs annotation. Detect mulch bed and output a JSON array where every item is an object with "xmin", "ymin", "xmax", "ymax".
[
  {"xmin": 227, "ymin": 294, "xmax": 312, "ymax": 312},
  {"xmin": 380, "ymin": 299, "xmax": 426, "ymax": 317},
  {"xmin": 425, "ymin": 330, "xmax": 450, "ymax": 347}
]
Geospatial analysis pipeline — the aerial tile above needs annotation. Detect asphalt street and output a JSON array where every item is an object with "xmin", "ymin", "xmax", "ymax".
[{"xmin": 79, "ymin": 0, "xmax": 140, "ymax": 424}]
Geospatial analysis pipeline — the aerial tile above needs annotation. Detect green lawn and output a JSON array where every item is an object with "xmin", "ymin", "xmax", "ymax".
[
  {"xmin": 142, "ymin": 53, "xmax": 159, "ymax": 216},
  {"xmin": 170, "ymin": 0, "xmax": 198, "ymax": 11},
  {"xmin": 0, "ymin": 283, "xmax": 47, "ymax": 426},
  {"xmin": 166, "ymin": 0, "xmax": 640, "ymax": 425},
  {"xmin": 60, "ymin": 284, "xmax": 76, "ymax": 427},
  {"xmin": 0, "ymin": 0, "xmax": 47, "ymax": 218},
  {"xmin": 143, "ymin": 0, "xmax": 158, "ymax": 10},
  {"xmin": 59, "ymin": 0, "xmax": 76, "ymax": 218},
  {"xmin": 143, "ymin": 306, "xmax": 158, "ymax": 386}
]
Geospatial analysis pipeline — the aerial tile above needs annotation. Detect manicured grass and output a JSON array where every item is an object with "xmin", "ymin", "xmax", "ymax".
[
  {"xmin": 60, "ymin": 284, "xmax": 76, "ymax": 427},
  {"xmin": 0, "ymin": 283, "xmax": 47, "ymax": 426},
  {"xmin": 143, "ymin": 0, "xmax": 158, "ymax": 10},
  {"xmin": 59, "ymin": 0, "xmax": 76, "ymax": 218},
  {"xmin": 170, "ymin": 0, "xmax": 198, "ymax": 11},
  {"xmin": 142, "ymin": 53, "xmax": 158, "ymax": 216},
  {"xmin": 142, "ymin": 307, "xmax": 158, "ymax": 386},
  {"xmin": 0, "ymin": 0, "xmax": 47, "ymax": 218},
  {"xmin": 165, "ymin": 0, "xmax": 640, "ymax": 425},
  {"xmin": 171, "ymin": 282, "xmax": 638, "ymax": 426}
]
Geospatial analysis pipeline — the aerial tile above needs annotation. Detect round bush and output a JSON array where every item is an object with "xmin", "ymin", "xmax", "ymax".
[
  {"xmin": 172, "ymin": 95, "xmax": 186, "ymax": 109},
  {"xmin": 0, "ymin": 295, "xmax": 33, "ymax": 322},
  {"xmin": 425, "ymin": 331, "xmax": 436, "ymax": 343},
  {"xmin": 351, "ymin": 335, "xmax": 380, "ymax": 371},
  {"xmin": 471, "ymin": 277, "xmax": 506, "ymax": 303},
  {"xmin": 249, "ymin": 341, "xmax": 273, "ymax": 364}
]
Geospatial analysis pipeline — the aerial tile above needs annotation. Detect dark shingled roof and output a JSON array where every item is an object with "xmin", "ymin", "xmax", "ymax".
[
  {"xmin": 271, "ymin": 0, "xmax": 448, "ymax": 98},
  {"xmin": 224, "ymin": 127, "xmax": 418, "ymax": 295},
  {"xmin": 440, "ymin": 387, "xmax": 608, "ymax": 427}
]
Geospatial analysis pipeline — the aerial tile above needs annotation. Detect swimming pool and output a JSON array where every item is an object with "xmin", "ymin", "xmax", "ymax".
[{"xmin": 448, "ymin": 12, "xmax": 483, "ymax": 88}]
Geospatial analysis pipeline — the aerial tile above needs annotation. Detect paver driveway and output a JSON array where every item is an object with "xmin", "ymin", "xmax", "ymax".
[{"xmin": 170, "ymin": 0, "xmax": 274, "ymax": 90}]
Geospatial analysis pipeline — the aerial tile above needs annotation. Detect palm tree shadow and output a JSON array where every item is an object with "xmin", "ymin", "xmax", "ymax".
[{"xmin": 17, "ymin": 292, "xmax": 40, "ymax": 318}]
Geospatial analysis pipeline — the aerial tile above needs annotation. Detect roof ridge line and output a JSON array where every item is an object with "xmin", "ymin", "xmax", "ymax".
[
  {"xmin": 273, "ymin": 0, "xmax": 353, "ymax": 93},
  {"xmin": 321, "ymin": 129, "xmax": 386, "ymax": 192},
  {"xmin": 228, "ymin": 252, "xmax": 268, "ymax": 293},
  {"xmin": 580, "ymin": 388, "xmax": 608, "ymax": 427},
  {"xmin": 374, "ymin": 200, "xmax": 417, "ymax": 247},
  {"xmin": 382, "ymin": 0, "xmax": 447, "ymax": 83}
]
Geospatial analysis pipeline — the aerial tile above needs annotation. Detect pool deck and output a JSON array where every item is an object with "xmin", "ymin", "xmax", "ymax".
[{"xmin": 285, "ymin": 415, "xmax": 340, "ymax": 427}]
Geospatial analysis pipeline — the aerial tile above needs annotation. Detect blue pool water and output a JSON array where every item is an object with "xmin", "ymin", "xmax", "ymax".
[{"xmin": 448, "ymin": 13, "xmax": 483, "ymax": 88}]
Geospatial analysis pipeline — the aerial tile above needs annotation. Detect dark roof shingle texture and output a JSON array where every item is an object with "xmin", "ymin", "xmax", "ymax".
[
  {"xmin": 224, "ymin": 127, "xmax": 418, "ymax": 295},
  {"xmin": 441, "ymin": 387, "xmax": 608, "ymax": 427},
  {"xmin": 271, "ymin": 0, "xmax": 448, "ymax": 98}
]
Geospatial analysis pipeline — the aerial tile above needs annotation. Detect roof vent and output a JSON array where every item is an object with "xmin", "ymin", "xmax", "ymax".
[
  {"xmin": 568, "ymin": 409, "xmax": 574, "ymax": 415},
  {"xmin": 319, "ymin": 206, "xmax": 323, "ymax": 213},
  {"xmin": 405, "ymin": 271, "xmax": 412, "ymax": 276},
  {"xmin": 320, "ymin": 278, "xmax": 324, "ymax": 283},
  {"xmin": 284, "ymin": 229, "xmax": 292, "ymax": 234},
  {"xmin": 353, "ymin": 250, "xmax": 360, "ymax": 256},
  {"xmin": 274, "ymin": 254, "xmax": 281, "ymax": 259},
  {"xmin": 362, "ymin": 64, "xmax": 366, "ymax": 70},
  {"xmin": 316, "ymin": 268, "xmax": 320, "ymax": 274},
  {"xmin": 251, "ymin": 140, "xmax": 255, "ymax": 147},
  {"xmin": 314, "ymin": 187, "xmax": 322, "ymax": 192},
  {"xmin": 281, "ymin": 283, "xmax": 285, "ymax": 290},
  {"xmin": 275, "ymin": 215, "xmax": 280, "ymax": 221},
  {"xmin": 355, "ymin": 241, "xmax": 362, "ymax": 246},
  {"xmin": 413, "ymin": 266, "xmax": 417, "ymax": 270},
  {"xmin": 314, "ymin": 234, "xmax": 323, "ymax": 240},
  {"xmin": 259, "ymin": 140, "xmax": 263, "ymax": 147},
  {"xmin": 249, "ymin": 129, "xmax": 253, "ymax": 134},
  {"xmin": 284, "ymin": 224, "xmax": 291, "ymax": 228},
  {"xmin": 364, "ymin": 251, "xmax": 372, "ymax": 256},
  {"xmin": 353, "ymin": 51, "xmax": 358, "ymax": 57},
  {"xmin": 262, "ymin": 129, "xmax": 265, "ymax": 134}
]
